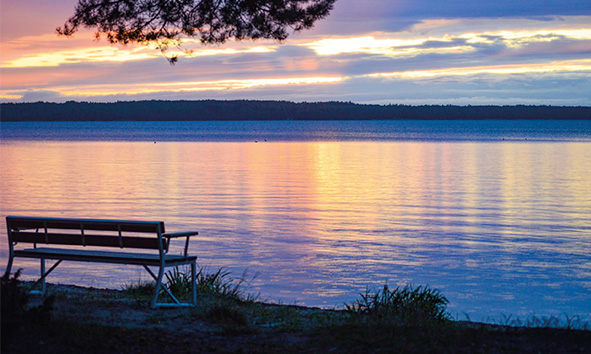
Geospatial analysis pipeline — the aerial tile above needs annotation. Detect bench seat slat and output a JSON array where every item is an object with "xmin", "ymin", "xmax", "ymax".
[
  {"xmin": 14, "ymin": 248, "xmax": 196, "ymax": 266},
  {"xmin": 12, "ymin": 232, "xmax": 167, "ymax": 250}
]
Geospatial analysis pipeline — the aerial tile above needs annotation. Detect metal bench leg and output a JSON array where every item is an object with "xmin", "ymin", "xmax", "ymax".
[
  {"xmin": 191, "ymin": 261, "xmax": 197, "ymax": 305},
  {"xmin": 151, "ymin": 266, "xmax": 164, "ymax": 308},
  {"xmin": 146, "ymin": 266, "xmax": 180, "ymax": 308},
  {"xmin": 30, "ymin": 259, "xmax": 62, "ymax": 295},
  {"xmin": 4, "ymin": 256, "xmax": 14, "ymax": 278},
  {"xmin": 144, "ymin": 265, "xmax": 183, "ymax": 307},
  {"xmin": 144, "ymin": 265, "xmax": 195, "ymax": 308},
  {"xmin": 40, "ymin": 258, "xmax": 46, "ymax": 294}
]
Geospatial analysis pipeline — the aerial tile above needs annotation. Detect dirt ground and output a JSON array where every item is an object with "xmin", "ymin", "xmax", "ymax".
[{"xmin": 3, "ymin": 283, "xmax": 590, "ymax": 353}]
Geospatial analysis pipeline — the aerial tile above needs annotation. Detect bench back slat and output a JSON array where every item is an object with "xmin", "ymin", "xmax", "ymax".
[
  {"xmin": 7, "ymin": 216, "xmax": 165, "ymax": 234},
  {"xmin": 11, "ymin": 231, "xmax": 164, "ymax": 250},
  {"xmin": 7, "ymin": 216, "xmax": 167, "ymax": 251}
]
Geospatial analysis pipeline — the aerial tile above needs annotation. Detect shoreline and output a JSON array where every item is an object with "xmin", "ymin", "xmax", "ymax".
[
  {"xmin": 4, "ymin": 282, "xmax": 589, "ymax": 353},
  {"xmin": 3, "ymin": 100, "xmax": 591, "ymax": 122}
]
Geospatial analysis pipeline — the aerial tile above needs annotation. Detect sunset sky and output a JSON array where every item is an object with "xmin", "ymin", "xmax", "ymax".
[{"xmin": 1, "ymin": 0, "xmax": 590, "ymax": 105}]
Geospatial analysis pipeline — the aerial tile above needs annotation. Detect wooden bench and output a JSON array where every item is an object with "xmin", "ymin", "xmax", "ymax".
[{"xmin": 4, "ymin": 216, "xmax": 198, "ymax": 308}]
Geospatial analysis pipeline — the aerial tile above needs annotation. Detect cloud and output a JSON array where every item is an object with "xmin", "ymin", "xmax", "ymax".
[
  {"xmin": 367, "ymin": 0, "xmax": 591, "ymax": 19},
  {"xmin": 301, "ymin": 27, "xmax": 591, "ymax": 58},
  {"xmin": 1, "ymin": 75, "xmax": 343, "ymax": 100},
  {"xmin": 17, "ymin": 89, "xmax": 64, "ymax": 102},
  {"xmin": 2, "ymin": 46, "xmax": 158, "ymax": 68},
  {"xmin": 272, "ymin": 45, "xmax": 317, "ymax": 57},
  {"xmin": 2, "ymin": 2, "xmax": 591, "ymax": 106},
  {"xmin": 311, "ymin": 1, "xmax": 591, "ymax": 36},
  {"xmin": 366, "ymin": 59, "xmax": 591, "ymax": 79},
  {"xmin": 4, "ymin": 64, "xmax": 589, "ymax": 106}
]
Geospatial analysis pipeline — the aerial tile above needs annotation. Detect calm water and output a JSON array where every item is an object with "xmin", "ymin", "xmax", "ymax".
[{"xmin": 1, "ymin": 120, "xmax": 590, "ymax": 322}]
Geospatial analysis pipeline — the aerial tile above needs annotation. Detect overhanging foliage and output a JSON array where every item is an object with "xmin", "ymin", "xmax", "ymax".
[{"xmin": 57, "ymin": 0, "xmax": 336, "ymax": 63}]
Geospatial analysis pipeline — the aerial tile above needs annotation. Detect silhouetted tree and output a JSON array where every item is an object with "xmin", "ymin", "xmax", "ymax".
[{"xmin": 57, "ymin": 0, "xmax": 336, "ymax": 63}]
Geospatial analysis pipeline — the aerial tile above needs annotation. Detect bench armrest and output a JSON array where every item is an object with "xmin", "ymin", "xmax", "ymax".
[
  {"xmin": 162, "ymin": 231, "xmax": 199, "ymax": 238},
  {"xmin": 162, "ymin": 231, "xmax": 198, "ymax": 257}
]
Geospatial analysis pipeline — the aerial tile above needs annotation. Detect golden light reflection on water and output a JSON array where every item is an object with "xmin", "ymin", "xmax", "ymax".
[{"xmin": 1, "ymin": 140, "xmax": 590, "ymax": 317}]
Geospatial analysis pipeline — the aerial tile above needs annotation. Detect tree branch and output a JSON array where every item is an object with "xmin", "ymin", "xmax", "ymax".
[{"xmin": 57, "ymin": 0, "xmax": 336, "ymax": 63}]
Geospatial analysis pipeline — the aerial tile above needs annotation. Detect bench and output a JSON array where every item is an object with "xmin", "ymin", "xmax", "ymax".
[{"xmin": 4, "ymin": 216, "xmax": 198, "ymax": 308}]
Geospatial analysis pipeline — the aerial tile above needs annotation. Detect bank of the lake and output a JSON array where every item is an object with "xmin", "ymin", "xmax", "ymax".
[
  {"xmin": 3, "ymin": 282, "xmax": 589, "ymax": 353},
  {"xmin": 2, "ymin": 100, "xmax": 590, "ymax": 122}
]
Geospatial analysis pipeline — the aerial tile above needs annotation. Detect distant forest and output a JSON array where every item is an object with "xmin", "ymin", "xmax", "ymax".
[{"xmin": 2, "ymin": 100, "xmax": 590, "ymax": 121}]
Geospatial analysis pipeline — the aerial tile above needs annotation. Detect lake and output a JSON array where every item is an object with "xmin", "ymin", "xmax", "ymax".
[{"xmin": 1, "ymin": 120, "xmax": 590, "ymax": 322}]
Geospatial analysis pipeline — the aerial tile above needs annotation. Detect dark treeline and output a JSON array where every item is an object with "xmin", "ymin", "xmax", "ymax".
[{"xmin": 2, "ymin": 100, "xmax": 590, "ymax": 121}]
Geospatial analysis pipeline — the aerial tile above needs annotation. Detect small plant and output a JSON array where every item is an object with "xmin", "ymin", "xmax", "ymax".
[
  {"xmin": 345, "ymin": 284, "xmax": 450, "ymax": 325},
  {"xmin": 205, "ymin": 301, "xmax": 249, "ymax": 326},
  {"xmin": 1, "ymin": 269, "xmax": 30, "ymax": 320},
  {"xmin": 122, "ymin": 265, "xmax": 258, "ymax": 303},
  {"xmin": 496, "ymin": 313, "xmax": 590, "ymax": 330},
  {"xmin": 121, "ymin": 279, "xmax": 155, "ymax": 299},
  {"xmin": 165, "ymin": 266, "xmax": 193, "ymax": 300},
  {"xmin": 195, "ymin": 267, "xmax": 255, "ymax": 301},
  {"xmin": 1, "ymin": 269, "xmax": 55, "ymax": 351}
]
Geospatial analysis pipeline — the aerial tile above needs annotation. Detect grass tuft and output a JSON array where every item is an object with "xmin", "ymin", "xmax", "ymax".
[
  {"xmin": 121, "ymin": 279, "xmax": 155, "ymax": 299},
  {"xmin": 495, "ymin": 313, "xmax": 590, "ymax": 330},
  {"xmin": 7, "ymin": 277, "xmax": 591, "ymax": 353},
  {"xmin": 205, "ymin": 301, "xmax": 249, "ymax": 327},
  {"xmin": 122, "ymin": 265, "xmax": 258, "ymax": 304},
  {"xmin": 345, "ymin": 284, "xmax": 450, "ymax": 325},
  {"xmin": 1, "ymin": 269, "xmax": 55, "ymax": 352}
]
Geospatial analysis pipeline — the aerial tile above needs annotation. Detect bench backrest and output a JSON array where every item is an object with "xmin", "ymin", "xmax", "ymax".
[{"xmin": 6, "ymin": 216, "xmax": 168, "ymax": 251}]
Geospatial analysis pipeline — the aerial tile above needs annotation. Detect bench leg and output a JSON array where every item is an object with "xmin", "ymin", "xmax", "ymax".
[
  {"xmin": 144, "ymin": 265, "xmax": 194, "ymax": 308},
  {"xmin": 147, "ymin": 266, "xmax": 182, "ymax": 308},
  {"xmin": 191, "ymin": 261, "xmax": 197, "ymax": 306},
  {"xmin": 147, "ymin": 266, "xmax": 182, "ymax": 307},
  {"xmin": 30, "ymin": 259, "xmax": 62, "ymax": 295},
  {"xmin": 151, "ymin": 266, "xmax": 164, "ymax": 309},
  {"xmin": 4, "ymin": 256, "xmax": 14, "ymax": 278},
  {"xmin": 40, "ymin": 258, "xmax": 46, "ymax": 294}
]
